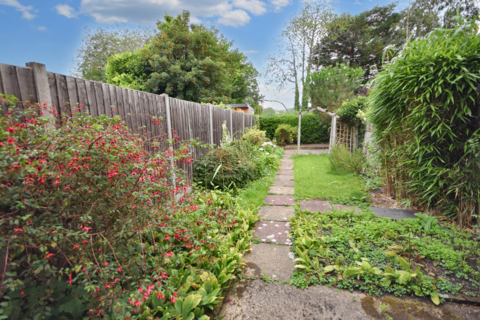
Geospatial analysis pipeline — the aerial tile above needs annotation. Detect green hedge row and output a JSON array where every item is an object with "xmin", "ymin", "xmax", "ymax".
[{"xmin": 258, "ymin": 113, "xmax": 330, "ymax": 144}]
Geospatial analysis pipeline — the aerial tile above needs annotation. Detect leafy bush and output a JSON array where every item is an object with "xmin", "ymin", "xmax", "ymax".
[
  {"xmin": 328, "ymin": 145, "xmax": 365, "ymax": 174},
  {"xmin": 259, "ymin": 113, "xmax": 330, "ymax": 144},
  {"xmin": 193, "ymin": 140, "xmax": 280, "ymax": 191},
  {"xmin": 242, "ymin": 126, "xmax": 266, "ymax": 146},
  {"xmin": 369, "ymin": 17, "xmax": 480, "ymax": 225},
  {"xmin": 336, "ymin": 96, "xmax": 368, "ymax": 128},
  {"xmin": 275, "ymin": 124, "xmax": 297, "ymax": 145},
  {"xmin": 0, "ymin": 100, "xmax": 258, "ymax": 319}
]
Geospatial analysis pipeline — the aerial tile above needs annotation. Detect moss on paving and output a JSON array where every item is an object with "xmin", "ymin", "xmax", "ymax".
[{"xmin": 293, "ymin": 153, "xmax": 366, "ymax": 200}]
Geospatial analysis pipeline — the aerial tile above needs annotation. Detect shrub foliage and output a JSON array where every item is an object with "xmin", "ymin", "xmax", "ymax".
[{"xmin": 369, "ymin": 17, "xmax": 480, "ymax": 225}]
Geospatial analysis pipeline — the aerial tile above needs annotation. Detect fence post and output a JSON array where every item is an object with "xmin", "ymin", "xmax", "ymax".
[
  {"xmin": 329, "ymin": 116, "xmax": 337, "ymax": 153},
  {"xmin": 208, "ymin": 104, "xmax": 214, "ymax": 144},
  {"xmin": 297, "ymin": 115, "xmax": 302, "ymax": 154},
  {"xmin": 229, "ymin": 109, "xmax": 233, "ymax": 140},
  {"xmin": 161, "ymin": 94, "xmax": 176, "ymax": 194},
  {"xmin": 25, "ymin": 62, "xmax": 54, "ymax": 127},
  {"xmin": 242, "ymin": 112, "xmax": 245, "ymax": 135}
]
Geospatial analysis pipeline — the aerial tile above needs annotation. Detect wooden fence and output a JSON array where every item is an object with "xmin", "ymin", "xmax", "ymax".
[{"xmin": 0, "ymin": 62, "xmax": 254, "ymax": 183}]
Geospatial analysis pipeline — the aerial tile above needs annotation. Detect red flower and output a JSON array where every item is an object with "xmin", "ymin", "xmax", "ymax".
[
  {"xmin": 46, "ymin": 253, "xmax": 54, "ymax": 258},
  {"xmin": 14, "ymin": 228, "xmax": 23, "ymax": 232},
  {"xmin": 166, "ymin": 251, "xmax": 173, "ymax": 257}
]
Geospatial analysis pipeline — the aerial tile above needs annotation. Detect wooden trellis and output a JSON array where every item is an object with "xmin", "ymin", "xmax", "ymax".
[{"xmin": 297, "ymin": 106, "xmax": 359, "ymax": 153}]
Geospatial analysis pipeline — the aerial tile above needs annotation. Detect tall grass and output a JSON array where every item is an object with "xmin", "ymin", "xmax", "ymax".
[{"xmin": 328, "ymin": 145, "xmax": 364, "ymax": 174}]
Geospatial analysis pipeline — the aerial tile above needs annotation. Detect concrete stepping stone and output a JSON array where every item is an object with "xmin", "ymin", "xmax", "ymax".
[
  {"xmin": 242, "ymin": 244, "xmax": 294, "ymax": 282},
  {"xmin": 280, "ymin": 164, "xmax": 293, "ymax": 170},
  {"xmin": 333, "ymin": 204, "xmax": 361, "ymax": 213},
  {"xmin": 280, "ymin": 159, "xmax": 293, "ymax": 164},
  {"xmin": 264, "ymin": 195, "xmax": 295, "ymax": 206},
  {"xmin": 268, "ymin": 186, "xmax": 294, "ymax": 195},
  {"xmin": 273, "ymin": 180, "xmax": 294, "ymax": 187},
  {"xmin": 253, "ymin": 221, "xmax": 291, "ymax": 245},
  {"xmin": 277, "ymin": 169, "xmax": 293, "ymax": 175},
  {"xmin": 300, "ymin": 200, "xmax": 332, "ymax": 213},
  {"xmin": 258, "ymin": 206, "xmax": 295, "ymax": 221},
  {"xmin": 369, "ymin": 207, "xmax": 417, "ymax": 220},
  {"xmin": 219, "ymin": 280, "xmax": 369, "ymax": 320},
  {"xmin": 275, "ymin": 174, "xmax": 294, "ymax": 180}
]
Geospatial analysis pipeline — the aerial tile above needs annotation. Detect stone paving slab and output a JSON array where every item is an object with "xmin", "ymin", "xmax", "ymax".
[
  {"xmin": 242, "ymin": 245, "xmax": 294, "ymax": 282},
  {"xmin": 333, "ymin": 204, "xmax": 361, "ymax": 213},
  {"xmin": 253, "ymin": 221, "xmax": 291, "ymax": 245},
  {"xmin": 369, "ymin": 207, "xmax": 417, "ymax": 220},
  {"xmin": 280, "ymin": 164, "xmax": 293, "ymax": 170},
  {"xmin": 280, "ymin": 159, "xmax": 293, "ymax": 165},
  {"xmin": 300, "ymin": 200, "xmax": 332, "ymax": 213},
  {"xmin": 258, "ymin": 206, "xmax": 295, "ymax": 221},
  {"xmin": 273, "ymin": 180, "xmax": 294, "ymax": 187},
  {"xmin": 264, "ymin": 195, "xmax": 295, "ymax": 206},
  {"xmin": 275, "ymin": 174, "xmax": 294, "ymax": 181},
  {"xmin": 268, "ymin": 186, "xmax": 294, "ymax": 195},
  {"xmin": 219, "ymin": 280, "xmax": 369, "ymax": 320},
  {"xmin": 277, "ymin": 169, "xmax": 293, "ymax": 175}
]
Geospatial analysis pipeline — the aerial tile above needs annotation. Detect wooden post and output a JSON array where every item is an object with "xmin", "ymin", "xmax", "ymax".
[
  {"xmin": 329, "ymin": 116, "xmax": 337, "ymax": 153},
  {"xmin": 161, "ymin": 94, "xmax": 176, "ymax": 194},
  {"xmin": 208, "ymin": 104, "xmax": 214, "ymax": 144},
  {"xmin": 297, "ymin": 115, "xmax": 302, "ymax": 154},
  {"xmin": 242, "ymin": 112, "xmax": 245, "ymax": 135},
  {"xmin": 26, "ymin": 62, "xmax": 54, "ymax": 127},
  {"xmin": 229, "ymin": 109, "xmax": 233, "ymax": 140}
]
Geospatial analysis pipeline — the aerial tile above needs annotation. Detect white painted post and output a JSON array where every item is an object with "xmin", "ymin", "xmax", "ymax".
[
  {"xmin": 297, "ymin": 115, "xmax": 302, "ymax": 154},
  {"xmin": 329, "ymin": 116, "xmax": 337, "ymax": 153},
  {"xmin": 26, "ymin": 62, "xmax": 54, "ymax": 128},
  {"xmin": 208, "ymin": 104, "xmax": 214, "ymax": 144},
  {"xmin": 161, "ymin": 94, "xmax": 176, "ymax": 194},
  {"xmin": 229, "ymin": 109, "xmax": 233, "ymax": 140}
]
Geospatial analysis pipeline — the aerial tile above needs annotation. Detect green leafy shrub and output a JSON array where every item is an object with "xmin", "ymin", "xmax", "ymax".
[
  {"xmin": 259, "ymin": 113, "xmax": 330, "ymax": 144},
  {"xmin": 0, "ymin": 100, "xmax": 258, "ymax": 319},
  {"xmin": 336, "ymin": 96, "xmax": 368, "ymax": 127},
  {"xmin": 275, "ymin": 124, "xmax": 297, "ymax": 145},
  {"xmin": 328, "ymin": 145, "xmax": 365, "ymax": 174},
  {"xmin": 242, "ymin": 126, "xmax": 266, "ymax": 146},
  {"xmin": 369, "ymin": 17, "xmax": 480, "ymax": 225}
]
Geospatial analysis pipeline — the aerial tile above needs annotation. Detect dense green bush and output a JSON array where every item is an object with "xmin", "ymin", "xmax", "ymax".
[
  {"xmin": 193, "ymin": 140, "xmax": 280, "ymax": 191},
  {"xmin": 259, "ymin": 113, "xmax": 330, "ymax": 144},
  {"xmin": 242, "ymin": 126, "xmax": 266, "ymax": 146},
  {"xmin": 275, "ymin": 124, "xmax": 297, "ymax": 145},
  {"xmin": 369, "ymin": 17, "xmax": 480, "ymax": 225},
  {"xmin": 336, "ymin": 96, "xmax": 368, "ymax": 127},
  {"xmin": 328, "ymin": 145, "xmax": 364, "ymax": 174}
]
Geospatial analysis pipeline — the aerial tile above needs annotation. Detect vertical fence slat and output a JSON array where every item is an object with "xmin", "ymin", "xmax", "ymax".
[
  {"xmin": 16, "ymin": 67, "xmax": 37, "ymax": 103},
  {"xmin": 76, "ymin": 79, "xmax": 89, "ymax": 115}
]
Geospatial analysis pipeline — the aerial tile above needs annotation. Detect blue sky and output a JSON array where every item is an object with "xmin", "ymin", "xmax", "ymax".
[{"xmin": 0, "ymin": 0, "xmax": 407, "ymax": 110}]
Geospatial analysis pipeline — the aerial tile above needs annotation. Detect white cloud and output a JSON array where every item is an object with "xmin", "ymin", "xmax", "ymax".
[
  {"xmin": 190, "ymin": 16, "xmax": 202, "ymax": 24},
  {"xmin": 233, "ymin": 0, "xmax": 267, "ymax": 15},
  {"xmin": 55, "ymin": 4, "xmax": 77, "ymax": 19},
  {"xmin": 270, "ymin": 0, "xmax": 290, "ymax": 12},
  {"xmin": 0, "ymin": 0, "xmax": 35, "ymax": 19},
  {"xmin": 217, "ymin": 9, "xmax": 250, "ymax": 27},
  {"xmin": 354, "ymin": 0, "xmax": 362, "ymax": 4},
  {"xmin": 37, "ymin": 26, "xmax": 46, "ymax": 31},
  {"xmin": 242, "ymin": 50, "xmax": 259, "ymax": 54}
]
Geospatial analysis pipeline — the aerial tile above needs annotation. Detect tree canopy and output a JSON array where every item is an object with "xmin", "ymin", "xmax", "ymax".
[{"xmin": 105, "ymin": 11, "xmax": 262, "ymax": 105}]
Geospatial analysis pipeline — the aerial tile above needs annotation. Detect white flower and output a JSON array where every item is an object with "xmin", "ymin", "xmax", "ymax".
[
  {"xmin": 273, "ymin": 145, "xmax": 277, "ymax": 148},
  {"xmin": 259, "ymin": 148, "xmax": 264, "ymax": 151},
  {"xmin": 266, "ymin": 152, "xmax": 269, "ymax": 155}
]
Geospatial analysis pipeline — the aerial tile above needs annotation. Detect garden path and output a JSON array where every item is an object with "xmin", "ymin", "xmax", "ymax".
[{"xmin": 218, "ymin": 149, "xmax": 480, "ymax": 319}]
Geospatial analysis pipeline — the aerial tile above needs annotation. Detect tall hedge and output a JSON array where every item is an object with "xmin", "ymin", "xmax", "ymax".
[
  {"xmin": 259, "ymin": 113, "xmax": 330, "ymax": 144},
  {"xmin": 369, "ymin": 17, "xmax": 480, "ymax": 226}
]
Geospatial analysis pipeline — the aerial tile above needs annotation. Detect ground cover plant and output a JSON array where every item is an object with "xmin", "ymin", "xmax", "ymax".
[
  {"xmin": 368, "ymin": 16, "xmax": 480, "ymax": 226},
  {"xmin": 293, "ymin": 154, "xmax": 367, "ymax": 201},
  {"xmin": 290, "ymin": 208, "xmax": 480, "ymax": 305},
  {"xmin": 0, "ymin": 99, "xmax": 259, "ymax": 320}
]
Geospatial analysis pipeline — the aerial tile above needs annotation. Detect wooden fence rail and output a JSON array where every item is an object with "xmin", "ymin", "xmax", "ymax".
[{"xmin": 0, "ymin": 62, "xmax": 253, "ymax": 183}]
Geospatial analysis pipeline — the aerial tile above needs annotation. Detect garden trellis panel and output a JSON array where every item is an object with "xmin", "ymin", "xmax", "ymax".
[{"xmin": 0, "ymin": 62, "xmax": 253, "ymax": 183}]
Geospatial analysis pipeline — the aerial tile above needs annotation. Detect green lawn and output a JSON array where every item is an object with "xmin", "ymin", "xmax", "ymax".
[
  {"xmin": 293, "ymin": 153, "xmax": 366, "ymax": 200},
  {"xmin": 238, "ymin": 147, "xmax": 284, "ymax": 208}
]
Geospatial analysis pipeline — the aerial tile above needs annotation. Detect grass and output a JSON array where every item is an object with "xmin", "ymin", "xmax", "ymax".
[
  {"xmin": 293, "ymin": 153, "xmax": 367, "ymax": 200},
  {"xmin": 238, "ymin": 147, "xmax": 284, "ymax": 208}
]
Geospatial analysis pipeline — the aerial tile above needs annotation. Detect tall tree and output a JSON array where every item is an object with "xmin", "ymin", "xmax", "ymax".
[
  {"xmin": 294, "ymin": 82, "xmax": 300, "ymax": 111},
  {"xmin": 264, "ymin": 0, "xmax": 334, "ymax": 107},
  {"xmin": 73, "ymin": 25, "xmax": 154, "ymax": 82},
  {"xmin": 105, "ymin": 11, "xmax": 261, "ymax": 105}
]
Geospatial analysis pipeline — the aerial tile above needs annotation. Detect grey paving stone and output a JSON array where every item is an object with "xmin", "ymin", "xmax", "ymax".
[
  {"xmin": 277, "ymin": 169, "xmax": 294, "ymax": 175},
  {"xmin": 242, "ymin": 244, "xmax": 294, "ymax": 282},
  {"xmin": 264, "ymin": 195, "xmax": 295, "ymax": 206},
  {"xmin": 280, "ymin": 164, "xmax": 293, "ymax": 170},
  {"xmin": 300, "ymin": 200, "xmax": 332, "ymax": 213},
  {"xmin": 369, "ymin": 207, "xmax": 417, "ymax": 220},
  {"xmin": 219, "ymin": 280, "xmax": 369, "ymax": 320},
  {"xmin": 333, "ymin": 204, "xmax": 361, "ymax": 213},
  {"xmin": 253, "ymin": 221, "xmax": 291, "ymax": 245},
  {"xmin": 258, "ymin": 206, "xmax": 295, "ymax": 221},
  {"xmin": 268, "ymin": 186, "xmax": 294, "ymax": 195},
  {"xmin": 275, "ymin": 174, "xmax": 294, "ymax": 180},
  {"xmin": 273, "ymin": 180, "xmax": 295, "ymax": 187}
]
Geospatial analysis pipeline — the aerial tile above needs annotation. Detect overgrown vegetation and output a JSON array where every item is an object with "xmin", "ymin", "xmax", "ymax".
[
  {"xmin": 290, "ymin": 208, "xmax": 480, "ymax": 304},
  {"xmin": 0, "ymin": 100, "xmax": 258, "ymax": 319},
  {"xmin": 369, "ymin": 16, "xmax": 480, "ymax": 226},
  {"xmin": 274, "ymin": 124, "xmax": 297, "ymax": 145},
  {"xmin": 293, "ymin": 154, "xmax": 367, "ymax": 201},
  {"xmin": 328, "ymin": 145, "xmax": 364, "ymax": 174},
  {"xmin": 259, "ymin": 113, "xmax": 330, "ymax": 144}
]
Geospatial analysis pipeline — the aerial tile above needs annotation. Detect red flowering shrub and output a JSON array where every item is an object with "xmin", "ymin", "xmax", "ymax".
[{"xmin": 0, "ymin": 97, "xmax": 257, "ymax": 319}]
